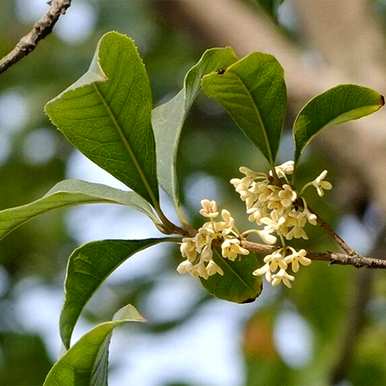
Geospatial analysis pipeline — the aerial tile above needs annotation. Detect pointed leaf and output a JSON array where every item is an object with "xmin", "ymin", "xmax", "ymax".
[
  {"xmin": 202, "ymin": 52, "xmax": 287, "ymax": 164},
  {"xmin": 200, "ymin": 251, "xmax": 262, "ymax": 303},
  {"xmin": 60, "ymin": 237, "xmax": 177, "ymax": 348},
  {"xmin": 45, "ymin": 31, "xmax": 159, "ymax": 206},
  {"xmin": 0, "ymin": 179, "xmax": 160, "ymax": 241},
  {"xmin": 152, "ymin": 48, "xmax": 238, "ymax": 221},
  {"xmin": 43, "ymin": 304, "xmax": 145, "ymax": 386},
  {"xmin": 294, "ymin": 84, "xmax": 384, "ymax": 162}
]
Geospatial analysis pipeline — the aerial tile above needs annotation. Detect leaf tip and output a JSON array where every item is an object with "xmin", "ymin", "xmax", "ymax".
[{"xmin": 113, "ymin": 304, "xmax": 146, "ymax": 323}]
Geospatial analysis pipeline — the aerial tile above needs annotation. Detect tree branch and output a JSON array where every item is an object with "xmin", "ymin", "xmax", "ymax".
[
  {"xmin": 240, "ymin": 240, "xmax": 386, "ymax": 269},
  {"xmin": 0, "ymin": 0, "xmax": 72, "ymax": 75}
]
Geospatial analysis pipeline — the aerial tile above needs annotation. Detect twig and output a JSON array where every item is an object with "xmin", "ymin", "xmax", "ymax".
[
  {"xmin": 0, "ymin": 0, "xmax": 72, "ymax": 75},
  {"xmin": 315, "ymin": 215, "xmax": 356, "ymax": 256},
  {"xmin": 240, "ymin": 240, "xmax": 386, "ymax": 269}
]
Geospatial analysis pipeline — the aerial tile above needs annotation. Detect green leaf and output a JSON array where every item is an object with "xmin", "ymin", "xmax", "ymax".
[
  {"xmin": 60, "ymin": 237, "xmax": 177, "ymax": 349},
  {"xmin": 200, "ymin": 251, "xmax": 262, "ymax": 303},
  {"xmin": 152, "ymin": 48, "xmax": 238, "ymax": 221},
  {"xmin": 0, "ymin": 179, "xmax": 160, "ymax": 241},
  {"xmin": 293, "ymin": 84, "xmax": 384, "ymax": 162},
  {"xmin": 43, "ymin": 304, "xmax": 145, "ymax": 386},
  {"xmin": 202, "ymin": 52, "xmax": 287, "ymax": 165},
  {"xmin": 45, "ymin": 31, "xmax": 159, "ymax": 206}
]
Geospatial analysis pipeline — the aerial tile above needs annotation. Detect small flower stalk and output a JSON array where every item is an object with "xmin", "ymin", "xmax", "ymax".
[{"xmin": 177, "ymin": 161, "xmax": 333, "ymax": 288}]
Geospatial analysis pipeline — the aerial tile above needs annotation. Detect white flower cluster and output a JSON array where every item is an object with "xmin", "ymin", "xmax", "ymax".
[
  {"xmin": 230, "ymin": 161, "xmax": 332, "ymax": 244},
  {"xmin": 230, "ymin": 161, "xmax": 332, "ymax": 287},
  {"xmin": 176, "ymin": 162, "xmax": 332, "ymax": 288},
  {"xmin": 253, "ymin": 247, "xmax": 311, "ymax": 287},
  {"xmin": 177, "ymin": 199, "xmax": 249, "ymax": 279}
]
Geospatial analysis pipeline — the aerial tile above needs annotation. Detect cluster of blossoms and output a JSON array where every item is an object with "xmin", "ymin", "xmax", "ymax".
[
  {"xmin": 230, "ymin": 161, "xmax": 332, "ymax": 244},
  {"xmin": 177, "ymin": 161, "xmax": 333, "ymax": 288},
  {"xmin": 177, "ymin": 199, "xmax": 249, "ymax": 279}
]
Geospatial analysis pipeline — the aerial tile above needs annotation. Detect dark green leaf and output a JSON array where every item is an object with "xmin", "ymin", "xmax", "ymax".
[
  {"xmin": 294, "ymin": 84, "xmax": 384, "ymax": 162},
  {"xmin": 45, "ymin": 31, "xmax": 159, "ymax": 206},
  {"xmin": 202, "ymin": 52, "xmax": 287, "ymax": 165},
  {"xmin": 201, "ymin": 251, "xmax": 262, "ymax": 303},
  {"xmin": 60, "ymin": 238, "xmax": 177, "ymax": 348},
  {"xmin": 0, "ymin": 179, "xmax": 160, "ymax": 241},
  {"xmin": 152, "ymin": 48, "xmax": 238, "ymax": 222},
  {"xmin": 43, "ymin": 305, "xmax": 145, "ymax": 386}
]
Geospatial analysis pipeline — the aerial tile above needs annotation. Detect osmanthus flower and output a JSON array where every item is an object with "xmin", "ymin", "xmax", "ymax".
[
  {"xmin": 199, "ymin": 199, "xmax": 219, "ymax": 218},
  {"xmin": 311, "ymin": 170, "xmax": 333, "ymax": 197},
  {"xmin": 284, "ymin": 210, "xmax": 309, "ymax": 240},
  {"xmin": 269, "ymin": 160, "xmax": 294, "ymax": 178},
  {"xmin": 271, "ymin": 268, "xmax": 295, "ymax": 288},
  {"xmin": 284, "ymin": 247, "xmax": 311, "ymax": 273},
  {"xmin": 253, "ymin": 247, "xmax": 308, "ymax": 288},
  {"xmin": 177, "ymin": 200, "xmax": 248, "ymax": 280},
  {"xmin": 221, "ymin": 238, "xmax": 249, "ymax": 261},
  {"xmin": 278, "ymin": 184, "xmax": 297, "ymax": 208},
  {"xmin": 253, "ymin": 248, "xmax": 289, "ymax": 284},
  {"xmin": 178, "ymin": 161, "xmax": 333, "ymax": 287},
  {"xmin": 301, "ymin": 170, "xmax": 333, "ymax": 197}
]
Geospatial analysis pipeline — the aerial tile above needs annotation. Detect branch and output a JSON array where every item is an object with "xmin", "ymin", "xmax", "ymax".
[
  {"xmin": 0, "ymin": 0, "xmax": 72, "ymax": 75},
  {"xmin": 315, "ymin": 215, "xmax": 356, "ymax": 256},
  {"xmin": 240, "ymin": 240, "xmax": 386, "ymax": 269}
]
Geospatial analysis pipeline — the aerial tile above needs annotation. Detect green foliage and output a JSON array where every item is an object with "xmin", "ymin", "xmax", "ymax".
[
  {"xmin": 60, "ymin": 238, "xmax": 175, "ymax": 349},
  {"xmin": 44, "ymin": 305, "xmax": 145, "ymax": 386},
  {"xmin": 0, "ymin": 332, "xmax": 52, "ymax": 386},
  {"xmin": 1, "ymin": 26, "xmax": 385, "ymax": 385},
  {"xmin": 152, "ymin": 47, "xmax": 237, "ymax": 222},
  {"xmin": 202, "ymin": 52, "xmax": 287, "ymax": 165},
  {"xmin": 201, "ymin": 251, "xmax": 262, "ymax": 303},
  {"xmin": 45, "ymin": 32, "xmax": 159, "ymax": 206},
  {"xmin": 0, "ymin": 179, "xmax": 161, "ymax": 240},
  {"xmin": 293, "ymin": 84, "xmax": 384, "ymax": 162}
]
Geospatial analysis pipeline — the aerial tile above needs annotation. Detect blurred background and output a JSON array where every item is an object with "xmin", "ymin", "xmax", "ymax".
[{"xmin": 1, "ymin": 0, "xmax": 386, "ymax": 385}]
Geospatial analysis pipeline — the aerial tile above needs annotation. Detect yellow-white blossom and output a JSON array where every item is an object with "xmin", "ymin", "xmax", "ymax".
[
  {"xmin": 180, "ymin": 237, "xmax": 197, "ymax": 262},
  {"xmin": 278, "ymin": 184, "xmax": 297, "ymax": 208},
  {"xmin": 179, "ymin": 161, "xmax": 333, "ymax": 287},
  {"xmin": 254, "ymin": 246, "xmax": 311, "ymax": 287},
  {"xmin": 176, "ymin": 260, "xmax": 194, "ymax": 274},
  {"xmin": 301, "ymin": 198, "xmax": 317, "ymax": 225},
  {"xmin": 311, "ymin": 170, "xmax": 333, "ymax": 197},
  {"xmin": 284, "ymin": 247, "xmax": 311, "ymax": 273},
  {"xmin": 199, "ymin": 199, "xmax": 219, "ymax": 218},
  {"xmin": 206, "ymin": 260, "xmax": 224, "ymax": 276},
  {"xmin": 253, "ymin": 248, "xmax": 288, "ymax": 282},
  {"xmin": 270, "ymin": 160, "xmax": 294, "ymax": 178},
  {"xmin": 177, "ymin": 200, "xmax": 247, "ymax": 280},
  {"xmin": 271, "ymin": 268, "xmax": 295, "ymax": 288},
  {"xmin": 257, "ymin": 228, "xmax": 277, "ymax": 245},
  {"xmin": 221, "ymin": 238, "xmax": 249, "ymax": 261}
]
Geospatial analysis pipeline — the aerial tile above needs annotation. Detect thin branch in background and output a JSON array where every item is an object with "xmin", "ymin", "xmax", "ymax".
[
  {"xmin": 0, "ymin": 0, "xmax": 72, "ymax": 75},
  {"xmin": 316, "ymin": 215, "xmax": 356, "ymax": 256},
  {"xmin": 329, "ymin": 227, "xmax": 386, "ymax": 385},
  {"xmin": 329, "ymin": 270, "xmax": 373, "ymax": 385}
]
